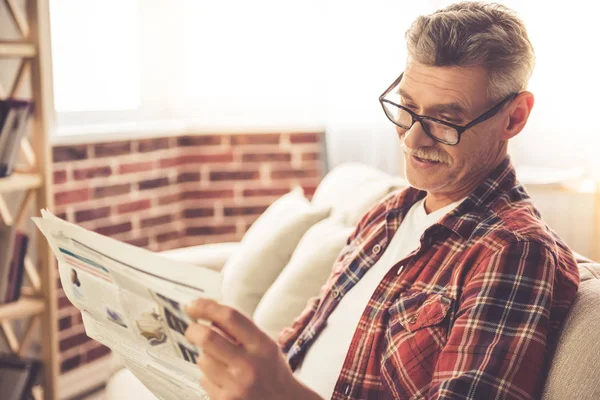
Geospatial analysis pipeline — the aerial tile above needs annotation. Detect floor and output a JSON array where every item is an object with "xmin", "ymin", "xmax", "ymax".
[
  {"xmin": 69, "ymin": 387, "xmax": 105, "ymax": 400},
  {"xmin": 81, "ymin": 391, "xmax": 105, "ymax": 400}
]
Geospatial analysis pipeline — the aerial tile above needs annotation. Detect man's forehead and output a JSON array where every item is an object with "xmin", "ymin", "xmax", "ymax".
[{"xmin": 399, "ymin": 63, "xmax": 489, "ymax": 110}]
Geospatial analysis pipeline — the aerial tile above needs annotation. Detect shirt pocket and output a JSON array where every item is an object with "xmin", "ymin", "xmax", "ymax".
[
  {"xmin": 387, "ymin": 290, "xmax": 453, "ymax": 333},
  {"xmin": 381, "ymin": 291, "xmax": 454, "ymax": 397}
]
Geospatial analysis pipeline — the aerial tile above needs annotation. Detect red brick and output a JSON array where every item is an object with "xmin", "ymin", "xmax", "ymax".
[
  {"xmin": 182, "ymin": 208, "xmax": 215, "ymax": 218},
  {"xmin": 178, "ymin": 153, "xmax": 234, "ymax": 164},
  {"xmin": 61, "ymin": 354, "xmax": 82, "ymax": 373},
  {"xmin": 181, "ymin": 189, "xmax": 234, "ymax": 200},
  {"xmin": 302, "ymin": 185, "xmax": 319, "ymax": 198},
  {"xmin": 242, "ymin": 187, "xmax": 289, "ymax": 197},
  {"xmin": 141, "ymin": 214, "xmax": 172, "ymax": 228},
  {"xmin": 74, "ymin": 206, "xmax": 111, "ymax": 223},
  {"xmin": 86, "ymin": 344, "xmax": 111, "ymax": 362},
  {"xmin": 119, "ymin": 161, "xmax": 154, "ymax": 174},
  {"xmin": 177, "ymin": 172, "xmax": 201, "ymax": 183},
  {"xmin": 94, "ymin": 141, "xmax": 132, "ymax": 158},
  {"xmin": 125, "ymin": 237, "xmax": 150, "ymax": 248},
  {"xmin": 118, "ymin": 199, "xmax": 152, "ymax": 214},
  {"xmin": 156, "ymin": 230, "xmax": 184, "ymax": 243},
  {"xmin": 94, "ymin": 183, "xmax": 131, "ymax": 198},
  {"xmin": 224, "ymin": 205, "xmax": 268, "ymax": 216},
  {"xmin": 290, "ymin": 132, "xmax": 320, "ymax": 143},
  {"xmin": 158, "ymin": 193, "xmax": 181, "ymax": 205},
  {"xmin": 138, "ymin": 137, "xmax": 170, "ymax": 152},
  {"xmin": 241, "ymin": 152, "xmax": 291, "ymax": 162},
  {"xmin": 58, "ymin": 292, "xmax": 72, "ymax": 309},
  {"xmin": 55, "ymin": 188, "xmax": 90, "ymax": 206},
  {"xmin": 53, "ymin": 170, "xmax": 67, "ymax": 184},
  {"xmin": 73, "ymin": 166, "xmax": 112, "ymax": 180},
  {"xmin": 186, "ymin": 226, "xmax": 236, "ymax": 236},
  {"xmin": 271, "ymin": 169, "xmax": 319, "ymax": 179},
  {"xmin": 231, "ymin": 134, "xmax": 280, "ymax": 146},
  {"xmin": 95, "ymin": 222, "xmax": 132, "ymax": 236},
  {"xmin": 53, "ymin": 145, "xmax": 88, "ymax": 162},
  {"xmin": 160, "ymin": 153, "xmax": 234, "ymax": 167},
  {"xmin": 301, "ymin": 152, "xmax": 320, "ymax": 161},
  {"xmin": 138, "ymin": 177, "xmax": 170, "ymax": 190},
  {"xmin": 59, "ymin": 331, "xmax": 90, "ymax": 352},
  {"xmin": 210, "ymin": 170, "xmax": 259, "ymax": 181},
  {"xmin": 159, "ymin": 157, "xmax": 180, "ymax": 168},
  {"xmin": 177, "ymin": 135, "xmax": 222, "ymax": 146},
  {"xmin": 58, "ymin": 315, "xmax": 72, "ymax": 331}
]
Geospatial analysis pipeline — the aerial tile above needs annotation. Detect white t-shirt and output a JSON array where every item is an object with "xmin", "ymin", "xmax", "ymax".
[{"xmin": 294, "ymin": 197, "xmax": 464, "ymax": 399}]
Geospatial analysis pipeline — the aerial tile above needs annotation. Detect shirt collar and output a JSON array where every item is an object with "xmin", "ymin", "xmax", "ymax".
[{"xmin": 387, "ymin": 156, "xmax": 522, "ymax": 240}]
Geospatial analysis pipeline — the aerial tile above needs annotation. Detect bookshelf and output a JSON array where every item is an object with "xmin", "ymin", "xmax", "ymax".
[{"xmin": 0, "ymin": 1, "xmax": 58, "ymax": 399}]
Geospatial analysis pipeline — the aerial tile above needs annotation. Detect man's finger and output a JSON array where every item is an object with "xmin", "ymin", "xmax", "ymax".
[
  {"xmin": 196, "ymin": 351, "xmax": 231, "ymax": 388},
  {"xmin": 185, "ymin": 322, "xmax": 242, "ymax": 365},
  {"xmin": 186, "ymin": 298, "xmax": 261, "ymax": 349},
  {"xmin": 199, "ymin": 373, "xmax": 224, "ymax": 400}
]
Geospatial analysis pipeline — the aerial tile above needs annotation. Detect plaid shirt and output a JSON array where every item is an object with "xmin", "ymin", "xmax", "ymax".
[{"xmin": 278, "ymin": 157, "xmax": 580, "ymax": 400}]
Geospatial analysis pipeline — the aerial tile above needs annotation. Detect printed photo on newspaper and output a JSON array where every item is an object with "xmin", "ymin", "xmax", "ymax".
[{"xmin": 33, "ymin": 210, "xmax": 220, "ymax": 400}]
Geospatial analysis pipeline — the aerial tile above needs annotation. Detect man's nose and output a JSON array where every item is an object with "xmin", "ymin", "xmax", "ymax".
[{"xmin": 397, "ymin": 121, "xmax": 436, "ymax": 149}]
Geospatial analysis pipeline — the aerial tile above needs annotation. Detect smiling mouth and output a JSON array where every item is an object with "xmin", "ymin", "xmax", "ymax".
[{"xmin": 413, "ymin": 155, "xmax": 441, "ymax": 164}]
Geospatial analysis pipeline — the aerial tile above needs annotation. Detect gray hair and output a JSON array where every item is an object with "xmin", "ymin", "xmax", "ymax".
[{"xmin": 405, "ymin": 1, "xmax": 535, "ymax": 101}]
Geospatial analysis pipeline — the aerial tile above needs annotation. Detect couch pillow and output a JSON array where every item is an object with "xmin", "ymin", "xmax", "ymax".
[
  {"xmin": 221, "ymin": 187, "xmax": 330, "ymax": 316},
  {"xmin": 253, "ymin": 215, "xmax": 353, "ymax": 338},
  {"xmin": 311, "ymin": 163, "xmax": 406, "ymax": 226}
]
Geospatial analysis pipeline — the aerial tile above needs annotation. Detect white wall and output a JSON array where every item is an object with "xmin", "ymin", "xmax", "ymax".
[{"xmin": 49, "ymin": 0, "xmax": 600, "ymax": 176}]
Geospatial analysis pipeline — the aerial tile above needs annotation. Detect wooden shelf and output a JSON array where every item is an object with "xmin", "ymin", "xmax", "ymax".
[
  {"xmin": 0, "ymin": 172, "xmax": 42, "ymax": 193},
  {"xmin": 0, "ymin": 41, "xmax": 36, "ymax": 58},
  {"xmin": 0, "ymin": 297, "xmax": 45, "ymax": 321}
]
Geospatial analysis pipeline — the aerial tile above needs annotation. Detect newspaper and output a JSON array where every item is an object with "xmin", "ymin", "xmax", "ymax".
[{"xmin": 33, "ymin": 210, "xmax": 220, "ymax": 400}]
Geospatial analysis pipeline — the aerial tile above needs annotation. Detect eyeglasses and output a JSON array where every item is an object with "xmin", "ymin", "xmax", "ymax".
[{"xmin": 379, "ymin": 73, "xmax": 518, "ymax": 146}]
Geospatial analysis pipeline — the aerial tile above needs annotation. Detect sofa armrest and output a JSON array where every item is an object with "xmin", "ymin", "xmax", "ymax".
[{"xmin": 159, "ymin": 242, "xmax": 240, "ymax": 273}]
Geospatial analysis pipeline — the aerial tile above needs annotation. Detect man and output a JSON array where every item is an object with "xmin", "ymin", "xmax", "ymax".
[{"xmin": 184, "ymin": 2, "xmax": 580, "ymax": 399}]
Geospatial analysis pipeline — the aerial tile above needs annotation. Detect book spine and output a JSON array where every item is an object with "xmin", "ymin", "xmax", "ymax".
[{"xmin": 12, "ymin": 234, "xmax": 29, "ymax": 302}]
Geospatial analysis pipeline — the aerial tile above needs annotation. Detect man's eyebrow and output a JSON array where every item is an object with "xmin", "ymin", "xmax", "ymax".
[
  {"xmin": 430, "ymin": 103, "xmax": 467, "ymax": 119},
  {"xmin": 397, "ymin": 88, "xmax": 467, "ymax": 119}
]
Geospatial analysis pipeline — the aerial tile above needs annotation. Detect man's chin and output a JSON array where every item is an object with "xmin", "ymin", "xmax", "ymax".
[{"xmin": 404, "ymin": 164, "xmax": 445, "ymax": 191}]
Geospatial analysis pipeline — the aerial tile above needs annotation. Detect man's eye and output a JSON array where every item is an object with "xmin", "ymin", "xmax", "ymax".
[{"xmin": 440, "ymin": 116, "xmax": 460, "ymax": 124}]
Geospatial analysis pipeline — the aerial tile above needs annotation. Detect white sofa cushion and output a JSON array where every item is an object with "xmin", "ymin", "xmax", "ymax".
[
  {"xmin": 221, "ymin": 187, "xmax": 330, "ymax": 316},
  {"xmin": 311, "ymin": 163, "xmax": 406, "ymax": 226},
  {"xmin": 159, "ymin": 242, "xmax": 240, "ymax": 272},
  {"xmin": 253, "ymin": 215, "xmax": 353, "ymax": 338}
]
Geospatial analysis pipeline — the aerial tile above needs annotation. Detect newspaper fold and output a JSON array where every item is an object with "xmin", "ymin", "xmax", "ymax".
[{"xmin": 34, "ymin": 210, "xmax": 219, "ymax": 400}]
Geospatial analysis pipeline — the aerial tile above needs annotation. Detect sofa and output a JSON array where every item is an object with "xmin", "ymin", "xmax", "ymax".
[{"xmin": 106, "ymin": 163, "xmax": 600, "ymax": 400}]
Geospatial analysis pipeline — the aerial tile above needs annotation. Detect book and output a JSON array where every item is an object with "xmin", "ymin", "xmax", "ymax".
[
  {"xmin": 0, "ymin": 225, "xmax": 17, "ymax": 302},
  {"xmin": 0, "ymin": 99, "xmax": 33, "ymax": 178},
  {"xmin": 0, "ymin": 353, "xmax": 41, "ymax": 400},
  {"xmin": 4, "ymin": 232, "xmax": 29, "ymax": 303}
]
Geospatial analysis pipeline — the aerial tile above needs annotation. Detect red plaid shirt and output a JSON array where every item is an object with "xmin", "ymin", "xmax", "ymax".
[{"xmin": 278, "ymin": 157, "xmax": 580, "ymax": 399}]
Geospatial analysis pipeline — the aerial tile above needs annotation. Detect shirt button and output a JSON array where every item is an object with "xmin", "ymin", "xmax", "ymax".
[
  {"xmin": 396, "ymin": 265, "xmax": 405, "ymax": 275},
  {"xmin": 372, "ymin": 244, "xmax": 381, "ymax": 254},
  {"xmin": 409, "ymin": 315, "xmax": 418, "ymax": 324},
  {"xmin": 297, "ymin": 338, "xmax": 304, "ymax": 346},
  {"xmin": 332, "ymin": 289, "xmax": 340, "ymax": 299}
]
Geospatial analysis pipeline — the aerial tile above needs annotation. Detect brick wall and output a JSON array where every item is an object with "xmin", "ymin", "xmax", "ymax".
[{"xmin": 52, "ymin": 131, "xmax": 325, "ymax": 373}]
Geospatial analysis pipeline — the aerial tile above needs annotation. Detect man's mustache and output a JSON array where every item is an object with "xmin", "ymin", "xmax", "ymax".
[{"xmin": 400, "ymin": 142, "xmax": 451, "ymax": 164}]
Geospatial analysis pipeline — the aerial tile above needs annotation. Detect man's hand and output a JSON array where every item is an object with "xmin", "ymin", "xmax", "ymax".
[{"xmin": 185, "ymin": 298, "xmax": 322, "ymax": 400}]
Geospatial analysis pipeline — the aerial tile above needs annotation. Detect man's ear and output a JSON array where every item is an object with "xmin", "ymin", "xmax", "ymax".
[{"xmin": 501, "ymin": 91, "xmax": 534, "ymax": 140}]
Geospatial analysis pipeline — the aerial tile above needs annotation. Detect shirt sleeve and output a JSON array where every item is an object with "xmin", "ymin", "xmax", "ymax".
[{"xmin": 428, "ymin": 240, "xmax": 555, "ymax": 400}]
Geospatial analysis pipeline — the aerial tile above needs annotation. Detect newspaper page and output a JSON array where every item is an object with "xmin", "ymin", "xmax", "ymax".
[{"xmin": 33, "ymin": 210, "xmax": 220, "ymax": 400}]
